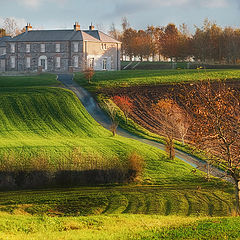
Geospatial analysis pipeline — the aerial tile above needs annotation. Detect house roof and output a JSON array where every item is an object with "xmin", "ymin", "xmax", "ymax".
[
  {"xmin": 84, "ymin": 30, "xmax": 121, "ymax": 43},
  {"xmin": 0, "ymin": 36, "xmax": 11, "ymax": 47},
  {"xmin": 9, "ymin": 29, "xmax": 121, "ymax": 43}
]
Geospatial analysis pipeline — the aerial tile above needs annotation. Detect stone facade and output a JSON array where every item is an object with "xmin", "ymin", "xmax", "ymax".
[
  {"xmin": 0, "ymin": 36, "xmax": 11, "ymax": 72},
  {"xmin": 4, "ymin": 23, "xmax": 121, "ymax": 73}
]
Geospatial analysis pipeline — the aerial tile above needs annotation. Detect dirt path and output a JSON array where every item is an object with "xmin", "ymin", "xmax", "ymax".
[{"xmin": 57, "ymin": 74, "xmax": 232, "ymax": 182}]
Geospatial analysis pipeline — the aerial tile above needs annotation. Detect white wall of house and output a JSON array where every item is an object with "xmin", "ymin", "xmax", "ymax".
[{"xmin": 87, "ymin": 54, "xmax": 112, "ymax": 71}]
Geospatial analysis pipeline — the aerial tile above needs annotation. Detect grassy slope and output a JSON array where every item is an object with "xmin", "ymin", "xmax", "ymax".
[
  {"xmin": 75, "ymin": 69, "xmax": 240, "ymax": 163},
  {"xmin": 0, "ymin": 74, "xmax": 207, "ymax": 186},
  {"xmin": 74, "ymin": 69, "xmax": 240, "ymax": 91},
  {"xmin": 0, "ymin": 73, "xmax": 237, "ymax": 239},
  {"xmin": 0, "ymin": 213, "xmax": 239, "ymax": 240}
]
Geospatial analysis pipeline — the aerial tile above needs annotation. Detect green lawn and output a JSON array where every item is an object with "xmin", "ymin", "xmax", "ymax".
[
  {"xmin": 0, "ymin": 213, "xmax": 239, "ymax": 240},
  {"xmin": 0, "ymin": 73, "xmax": 59, "ymax": 87},
  {"xmin": 74, "ymin": 69, "xmax": 240, "ymax": 91},
  {"xmin": 0, "ymin": 73, "xmax": 238, "ymax": 239},
  {"xmin": 0, "ymin": 183, "xmax": 235, "ymax": 217}
]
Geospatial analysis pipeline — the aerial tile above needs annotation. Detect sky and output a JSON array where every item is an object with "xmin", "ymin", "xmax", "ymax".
[{"xmin": 0, "ymin": 0, "xmax": 240, "ymax": 32}]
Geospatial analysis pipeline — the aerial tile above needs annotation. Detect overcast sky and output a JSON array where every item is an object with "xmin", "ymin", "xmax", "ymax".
[{"xmin": 0, "ymin": 0, "xmax": 239, "ymax": 32}]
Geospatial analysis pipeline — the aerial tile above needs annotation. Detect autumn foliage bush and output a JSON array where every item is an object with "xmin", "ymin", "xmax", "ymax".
[
  {"xmin": 127, "ymin": 152, "xmax": 144, "ymax": 182},
  {"xmin": 83, "ymin": 67, "xmax": 94, "ymax": 84},
  {"xmin": 112, "ymin": 95, "xmax": 133, "ymax": 123}
]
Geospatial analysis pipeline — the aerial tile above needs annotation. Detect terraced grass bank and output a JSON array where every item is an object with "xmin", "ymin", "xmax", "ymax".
[
  {"xmin": 0, "ymin": 185, "xmax": 234, "ymax": 217},
  {"xmin": 74, "ymin": 69, "xmax": 240, "ymax": 91}
]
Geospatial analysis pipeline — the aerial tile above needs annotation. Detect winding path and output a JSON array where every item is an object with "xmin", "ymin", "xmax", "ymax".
[{"xmin": 57, "ymin": 74, "xmax": 231, "ymax": 182}]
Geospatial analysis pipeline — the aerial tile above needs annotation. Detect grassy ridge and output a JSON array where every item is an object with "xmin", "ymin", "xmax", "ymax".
[
  {"xmin": 0, "ymin": 185, "xmax": 234, "ymax": 217},
  {"xmin": 74, "ymin": 69, "xmax": 240, "ymax": 91}
]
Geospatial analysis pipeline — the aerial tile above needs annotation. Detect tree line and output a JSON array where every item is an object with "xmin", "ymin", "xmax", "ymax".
[{"xmin": 109, "ymin": 18, "xmax": 240, "ymax": 64}]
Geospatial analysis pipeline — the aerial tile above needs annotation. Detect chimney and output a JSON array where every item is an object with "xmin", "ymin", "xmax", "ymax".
[
  {"xmin": 25, "ymin": 23, "xmax": 32, "ymax": 32},
  {"xmin": 89, "ymin": 23, "xmax": 95, "ymax": 31},
  {"xmin": 74, "ymin": 22, "xmax": 80, "ymax": 31}
]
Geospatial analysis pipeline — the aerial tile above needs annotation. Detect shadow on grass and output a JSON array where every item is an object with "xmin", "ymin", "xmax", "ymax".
[{"xmin": 0, "ymin": 169, "xmax": 138, "ymax": 190}]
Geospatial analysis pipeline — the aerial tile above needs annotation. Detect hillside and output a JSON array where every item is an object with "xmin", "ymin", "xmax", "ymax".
[
  {"xmin": 0, "ymin": 73, "xmax": 237, "ymax": 239},
  {"xmin": 74, "ymin": 69, "xmax": 240, "ymax": 91},
  {"xmin": 0, "ymin": 74, "xmax": 211, "ymax": 187}
]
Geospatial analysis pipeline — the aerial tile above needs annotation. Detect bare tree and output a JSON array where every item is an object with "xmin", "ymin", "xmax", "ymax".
[
  {"xmin": 183, "ymin": 81, "xmax": 240, "ymax": 214},
  {"xmin": 153, "ymin": 99, "xmax": 190, "ymax": 159},
  {"xmin": 121, "ymin": 17, "xmax": 130, "ymax": 32},
  {"xmin": 108, "ymin": 23, "xmax": 121, "ymax": 41},
  {"xmin": 3, "ymin": 18, "xmax": 21, "ymax": 37},
  {"xmin": 104, "ymin": 101, "xmax": 119, "ymax": 137}
]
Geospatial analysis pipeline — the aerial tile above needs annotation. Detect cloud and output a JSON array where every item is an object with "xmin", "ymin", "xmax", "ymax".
[{"xmin": 107, "ymin": 0, "xmax": 229, "ymax": 17}]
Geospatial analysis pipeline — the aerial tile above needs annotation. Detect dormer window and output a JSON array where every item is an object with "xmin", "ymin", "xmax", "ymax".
[
  {"xmin": 73, "ymin": 42, "xmax": 78, "ymax": 53},
  {"xmin": 101, "ymin": 43, "xmax": 107, "ymax": 50},
  {"xmin": 56, "ymin": 43, "xmax": 60, "ymax": 53},
  {"xmin": 26, "ymin": 44, "xmax": 30, "ymax": 53},
  {"xmin": 10, "ymin": 43, "xmax": 15, "ymax": 53},
  {"xmin": 40, "ymin": 44, "xmax": 45, "ymax": 53}
]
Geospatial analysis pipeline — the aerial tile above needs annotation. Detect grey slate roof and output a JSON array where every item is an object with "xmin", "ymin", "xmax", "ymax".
[
  {"xmin": 0, "ymin": 36, "xmax": 11, "ymax": 47},
  {"xmin": 84, "ymin": 30, "xmax": 121, "ymax": 43},
  {"xmin": 9, "ymin": 29, "xmax": 120, "ymax": 43}
]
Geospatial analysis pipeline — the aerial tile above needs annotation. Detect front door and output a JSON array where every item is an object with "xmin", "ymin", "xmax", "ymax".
[
  {"xmin": 40, "ymin": 59, "xmax": 46, "ymax": 69},
  {"xmin": 38, "ymin": 56, "xmax": 47, "ymax": 71}
]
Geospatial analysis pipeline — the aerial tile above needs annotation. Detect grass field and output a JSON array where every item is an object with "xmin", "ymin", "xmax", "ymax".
[
  {"xmin": 0, "ymin": 72, "xmax": 238, "ymax": 239},
  {"xmin": 74, "ymin": 69, "xmax": 240, "ymax": 91},
  {"xmin": 0, "ymin": 73, "xmax": 209, "ymax": 186},
  {"xmin": 0, "ymin": 73, "xmax": 59, "ymax": 87},
  {"xmin": 1, "ymin": 213, "xmax": 240, "ymax": 240}
]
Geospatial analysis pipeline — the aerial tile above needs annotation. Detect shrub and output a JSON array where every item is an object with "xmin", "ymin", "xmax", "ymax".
[{"xmin": 127, "ymin": 152, "xmax": 144, "ymax": 182}]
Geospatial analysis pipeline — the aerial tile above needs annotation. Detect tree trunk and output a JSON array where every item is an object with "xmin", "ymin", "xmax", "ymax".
[
  {"xmin": 235, "ymin": 180, "xmax": 240, "ymax": 215},
  {"xmin": 207, "ymin": 162, "xmax": 210, "ymax": 181}
]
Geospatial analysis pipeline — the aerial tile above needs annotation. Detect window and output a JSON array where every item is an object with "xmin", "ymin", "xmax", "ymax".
[
  {"xmin": 56, "ymin": 43, "xmax": 60, "ymax": 53},
  {"xmin": 26, "ymin": 44, "xmax": 30, "ymax": 53},
  {"xmin": 10, "ymin": 56, "xmax": 15, "ymax": 68},
  {"xmin": 26, "ymin": 57, "xmax": 30, "ymax": 68},
  {"xmin": 73, "ymin": 56, "xmax": 79, "ymax": 67},
  {"xmin": 89, "ymin": 58, "xmax": 94, "ymax": 68},
  {"xmin": 101, "ymin": 43, "xmax": 107, "ymax": 50},
  {"xmin": 10, "ymin": 43, "xmax": 15, "ymax": 53},
  {"xmin": 73, "ymin": 42, "xmax": 78, "ymax": 53},
  {"xmin": 111, "ymin": 57, "xmax": 114, "ymax": 69},
  {"xmin": 56, "ymin": 57, "xmax": 60, "ymax": 68},
  {"xmin": 102, "ymin": 58, "xmax": 107, "ymax": 70},
  {"xmin": 40, "ymin": 44, "xmax": 45, "ymax": 53},
  {"xmin": 0, "ymin": 48, "xmax": 6, "ymax": 55}
]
